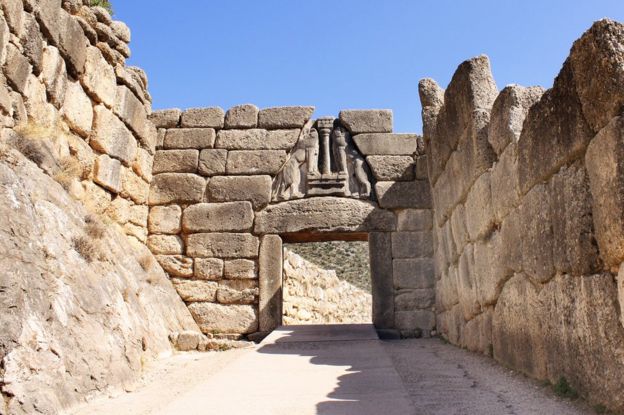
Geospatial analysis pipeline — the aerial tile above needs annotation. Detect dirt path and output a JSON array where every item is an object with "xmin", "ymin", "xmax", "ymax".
[{"xmin": 68, "ymin": 325, "xmax": 593, "ymax": 415}]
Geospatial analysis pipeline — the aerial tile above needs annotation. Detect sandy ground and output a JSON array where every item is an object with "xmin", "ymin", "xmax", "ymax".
[{"xmin": 68, "ymin": 325, "xmax": 594, "ymax": 415}]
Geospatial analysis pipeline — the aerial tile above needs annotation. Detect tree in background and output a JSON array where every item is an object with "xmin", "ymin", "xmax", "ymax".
[{"xmin": 86, "ymin": 0, "xmax": 113, "ymax": 15}]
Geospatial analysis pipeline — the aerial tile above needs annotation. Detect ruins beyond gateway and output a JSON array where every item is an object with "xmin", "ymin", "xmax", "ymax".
[{"xmin": 2, "ymin": 0, "xmax": 624, "ymax": 413}]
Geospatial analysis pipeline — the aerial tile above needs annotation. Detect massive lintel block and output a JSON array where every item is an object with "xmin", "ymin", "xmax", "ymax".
[
  {"xmin": 339, "ymin": 109, "xmax": 393, "ymax": 134},
  {"xmin": 353, "ymin": 133, "xmax": 418, "ymax": 155}
]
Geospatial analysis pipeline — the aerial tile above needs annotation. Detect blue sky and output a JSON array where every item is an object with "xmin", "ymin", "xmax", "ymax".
[{"xmin": 116, "ymin": 1, "xmax": 624, "ymax": 133}]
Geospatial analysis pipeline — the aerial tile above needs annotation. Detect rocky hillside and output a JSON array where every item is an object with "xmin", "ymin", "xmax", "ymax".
[
  {"xmin": 0, "ymin": 145, "xmax": 199, "ymax": 415},
  {"xmin": 283, "ymin": 248, "xmax": 372, "ymax": 324}
]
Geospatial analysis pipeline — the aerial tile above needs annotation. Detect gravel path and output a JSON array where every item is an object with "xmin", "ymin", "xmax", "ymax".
[{"xmin": 69, "ymin": 325, "xmax": 594, "ymax": 415}]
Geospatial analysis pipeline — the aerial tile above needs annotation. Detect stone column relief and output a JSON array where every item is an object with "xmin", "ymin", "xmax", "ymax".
[{"xmin": 272, "ymin": 118, "xmax": 373, "ymax": 201}]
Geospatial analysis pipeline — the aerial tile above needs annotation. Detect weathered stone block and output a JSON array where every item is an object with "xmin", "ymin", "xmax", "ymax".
[
  {"xmin": 164, "ymin": 128, "xmax": 215, "ymax": 149},
  {"xmin": 217, "ymin": 280, "xmax": 258, "ymax": 305},
  {"xmin": 353, "ymin": 133, "xmax": 418, "ymax": 155},
  {"xmin": 415, "ymin": 155, "xmax": 428, "ymax": 180},
  {"xmin": 148, "ymin": 173, "xmax": 205, "ymax": 205},
  {"xmin": 457, "ymin": 244, "xmax": 480, "ymax": 321},
  {"xmin": 254, "ymin": 197, "xmax": 396, "ymax": 234},
  {"xmin": 395, "ymin": 310, "xmax": 435, "ymax": 331},
  {"xmin": 111, "ymin": 20, "xmax": 131, "ymax": 42},
  {"xmin": 1, "ymin": 0, "xmax": 23, "ymax": 36},
  {"xmin": 92, "ymin": 105, "xmax": 137, "ymax": 166},
  {"xmin": 339, "ymin": 109, "xmax": 393, "ymax": 134},
  {"xmin": 224, "ymin": 259, "xmax": 257, "ymax": 279},
  {"xmin": 396, "ymin": 209, "xmax": 432, "ymax": 232},
  {"xmin": 182, "ymin": 202, "xmax": 254, "ymax": 233},
  {"xmin": 155, "ymin": 255, "xmax": 193, "ymax": 277},
  {"xmin": 258, "ymin": 106, "xmax": 314, "ymax": 129},
  {"xmin": 519, "ymin": 184, "xmax": 554, "ymax": 283},
  {"xmin": 4, "ymin": 43, "xmax": 31, "ymax": 94},
  {"xmin": 391, "ymin": 231, "xmax": 433, "ymax": 259},
  {"xmin": 34, "ymin": 0, "xmax": 62, "ymax": 45},
  {"xmin": 132, "ymin": 148, "xmax": 153, "ymax": 182},
  {"xmin": 58, "ymin": 11, "xmax": 87, "ymax": 76},
  {"xmin": 41, "ymin": 46, "xmax": 67, "ymax": 108},
  {"xmin": 226, "ymin": 150, "xmax": 287, "ymax": 175},
  {"xmin": 586, "ymin": 116, "xmax": 624, "ymax": 270},
  {"xmin": 393, "ymin": 258, "xmax": 435, "ymax": 289},
  {"xmin": 93, "ymin": 154, "xmax": 121, "ymax": 193},
  {"xmin": 20, "ymin": 13, "xmax": 43, "ymax": 75},
  {"xmin": 188, "ymin": 303, "xmax": 258, "ymax": 334},
  {"xmin": 149, "ymin": 108, "xmax": 181, "ymax": 128},
  {"xmin": 490, "ymin": 143, "xmax": 520, "ymax": 222},
  {"xmin": 207, "ymin": 175, "xmax": 272, "ymax": 210},
  {"xmin": 81, "ymin": 46, "xmax": 116, "ymax": 107},
  {"xmin": 395, "ymin": 289, "xmax": 435, "ymax": 310},
  {"xmin": 114, "ymin": 85, "xmax": 152, "ymax": 147},
  {"xmin": 186, "ymin": 233, "xmax": 259, "ymax": 258},
  {"xmin": 488, "ymin": 85, "xmax": 544, "ymax": 156},
  {"xmin": 148, "ymin": 205, "xmax": 182, "ymax": 234},
  {"xmin": 464, "ymin": 171, "xmax": 495, "ymax": 241},
  {"xmin": 369, "ymin": 232, "xmax": 394, "ymax": 329},
  {"xmin": 450, "ymin": 204, "xmax": 469, "ymax": 254},
  {"xmin": 120, "ymin": 168, "xmax": 150, "ymax": 205},
  {"xmin": 181, "ymin": 107, "xmax": 224, "ymax": 128},
  {"xmin": 259, "ymin": 235, "xmax": 283, "ymax": 331},
  {"xmin": 224, "ymin": 104, "xmax": 258, "ymax": 129},
  {"xmin": 152, "ymin": 149, "xmax": 199, "ymax": 174},
  {"xmin": 198, "ymin": 149, "xmax": 227, "ymax": 176},
  {"xmin": 62, "ymin": 81, "xmax": 93, "ymax": 137},
  {"xmin": 194, "ymin": 258, "xmax": 224, "ymax": 280},
  {"xmin": 375, "ymin": 181, "xmax": 432, "ymax": 209},
  {"xmin": 172, "ymin": 279, "xmax": 218, "ymax": 302},
  {"xmin": 147, "ymin": 235, "xmax": 184, "ymax": 255},
  {"xmin": 366, "ymin": 155, "xmax": 415, "ymax": 181}
]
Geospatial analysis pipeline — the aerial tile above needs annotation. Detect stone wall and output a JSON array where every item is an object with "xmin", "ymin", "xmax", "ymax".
[
  {"xmin": 0, "ymin": 0, "xmax": 155, "ymax": 242},
  {"xmin": 422, "ymin": 18, "xmax": 624, "ymax": 412},
  {"xmin": 148, "ymin": 106, "xmax": 435, "ymax": 338}
]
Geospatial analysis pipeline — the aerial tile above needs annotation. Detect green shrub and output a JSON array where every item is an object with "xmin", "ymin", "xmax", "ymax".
[
  {"xmin": 87, "ymin": 0, "xmax": 113, "ymax": 15},
  {"xmin": 553, "ymin": 377, "xmax": 579, "ymax": 400}
]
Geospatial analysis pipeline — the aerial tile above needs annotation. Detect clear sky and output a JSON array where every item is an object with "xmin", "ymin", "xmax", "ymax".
[{"xmin": 115, "ymin": 1, "xmax": 624, "ymax": 133}]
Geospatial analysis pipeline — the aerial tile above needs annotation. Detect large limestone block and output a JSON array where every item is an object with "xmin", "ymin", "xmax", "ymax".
[
  {"xmin": 369, "ymin": 232, "xmax": 395, "ymax": 329},
  {"xmin": 226, "ymin": 150, "xmax": 287, "ymax": 175},
  {"xmin": 181, "ymin": 107, "xmax": 225, "ymax": 128},
  {"xmin": 353, "ymin": 133, "xmax": 418, "ymax": 155},
  {"xmin": 182, "ymin": 202, "xmax": 254, "ymax": 233},
  {"xmin": 120, "ymin": 167, "xmax": 150, "ymax": 205},
  {"xmin": 395, "ymin": 310, "xmax": 435, "ymax": 331},
  {"xmin": 147, "ymin": 235, "xmax": 184, "ymax": 255},
  {"xmin": 499, "ymin": 208, "xmax": 523, "ymax": 274},
  {"xmin": 224, "ymin": 104, "xmax": 258, "ymax": 129},
  {"xmin": 464, "ymin": 171, "xmax": 494, "ymax": 241},
  {"xmin": 492, "ymin": 274, "xmax": 548, "ymax": 379},
  {"xmin": 172, "ymin": 279, "xmax": 218, "ymax": 302},
  {"xmin": 391, "ymin": 231, "xmax": 433, "ymax": 259},
  {"xmin": 111, "ymin": 20, "xmax": 131, "ymax": 43},
  {"xmin": 4, "ymin": 43, "xmax": 31, "ymax": 94},
  {"xmin": 194, "ymin": 258, "xmax": 224, "ymax": 280},
  {"xmin": 339, "ymin": 109, "xmax": 393, "ymax": 134},
  {"xmin": 58, "ymin": 11, "xmax": 87, "ymax": 76},
  {"xmin": 569, "ymin": 19, "xmax": 624, "ymax": 134},
  {"xmin": 217, "ymin": 280, "xmax": 258, "ymax": 305},
  {"xmin": 93, "ymin": 154, "xmax": 121, "ymax": 193},
  {"xmin": 473, "ymin": 232, "xmax": 511, "ymax": 307},
  {"xmin": 91, "ymin": 105, "xmax": 137, "ymax": 166},
  {"xmin": 393, "ymin": 258, "xmax": 435, "ymax": 289},
  {"xmin": 519, "ymin": 184, "xmax": 555, "ymax": 284},
  {"xmin": 549, "ymin": 164, "xmax": 600, "ymax": 275},
  {"xmin": 188, "ymin": 303, "xmax": 258, "ymax": 334},
  {"xmin": 450, "ymin": 204, "xmax": 469, "ymax": 254},
  {"xmin": 149, "ymin": 108, "xmax": 181, "ymax": 128},
  {"xmin": 62, "ymin": 80, "xmax": 93, "ymax": 137},
  {"xmin": 81, "ymin": 46, "xmax": 116, "ymax": 107},
  {"xmin": 366, "ymin": 155, "xmax": 415, "ymax": 181},
  {"xmin": 152, "ymin": 149, "xmax": 199, "ymax": 174},
  {"xmin": 586, "ymin": 116, "xmax": 624, "ymax": 270},
  {"xmin": 34, "ymin": 0, "xmax": 62, "ymax": 45},
  {"xmin": 224, "ymin": 259, "xmax": 257, "ymax": 279},
  {"xmin": 155, "ymin": 255, "xmax": 194, "ymax": 277},
  {"xmin": 462, "ymin": 308, "xmax": 493, "ymax": 354},
  {"xmin": 395, "ymin": 289, "xmax": 435, "ymax": 310},
  {"xmin": 148, "ymin": 173, "xmax": 205, "ymax": 205},
  {"xmin": 457, "ymin": 244, "xmax": 480, "ymax": 321},
  {"xmin": 488, "ymin": 85, "xmax": 544, "ymax": 156},
  {"xmin": 254, "ymin": 197, "xmax": 396, "ymax": 234},
  {"xmin": 396, "ymin": 209, "xmax": 433, "ymax": 232},
  {"xmin": 258, "ymin": 106, "xmax": 314, "ymax": 129},
  {"xmin": 20, "ymin": 13, "xmax": 43, "ymax": 75},
  {"xmin": 490, "ymin": 143, "xmax": 520, "ymax": 222},
  {"xmin": 207, "ymin": 175, "xmax": 272, "ymax": 210},
  {"xmin": 114, "ymin": 85, "xmax": 152, "ymax": 147},
  {"xmin": 1, "ymin": 0, "xmax": 23, "ymax": 36},
  {"xmin": 215, "ymin": 129, "xmax": 300, "ymax": 150},
  {"xmin": 259, "ymin": 235, "xmax": 282, "ymax": 331},
  {"xmin": 198, "ymin": 149, "xmax": 227, "ymax": 176},
  {"xmin": 164, "ymin": 128, "xmax": 216, "ymax": 149},
  {"xmin": 436, "ymin": 265, "xmax": 459, "ymax": 312},
  {"xmin": 41, "ymin": 46, "xmax": 67, "ymax": 108},
  {"xmin": 375, "ymin": 181, "xmax": 432, "ymax": 209},
  {"xmin": 186, "ymin": 233, "xmax": 259, "ymax": 258}
]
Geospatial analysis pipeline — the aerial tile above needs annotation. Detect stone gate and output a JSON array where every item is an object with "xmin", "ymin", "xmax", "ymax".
[{"xmin": 147, "ymin": 106, "xmax": 434, "ymax": 338}]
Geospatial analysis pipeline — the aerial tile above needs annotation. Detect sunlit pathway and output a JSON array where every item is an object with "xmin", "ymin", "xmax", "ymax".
[{"xmin": 72, "ymin": 325, "xmax": 592, "ymax": 415}]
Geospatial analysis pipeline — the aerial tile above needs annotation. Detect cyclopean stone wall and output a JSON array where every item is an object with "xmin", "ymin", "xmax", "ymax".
[
  {"xmin": 0, "ymin": 0, "xmax": 155, "ymax": 243},
  {"xmin": 421, "ymin": 19, "xmax": 624, "ymax": 412},
  {"xmin": 148, "ymin": 105, "xmax": 435, "ymax": 338}
]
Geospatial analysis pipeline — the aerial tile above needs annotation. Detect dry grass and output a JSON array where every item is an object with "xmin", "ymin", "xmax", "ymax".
[
  {"xmin": 72, "ymin": 235, "xmax": 100, "ymax": 263},
  {"xmin": 13, "ymin": 138, "xmax": 46, "ymax": 165},
  {"xmin": 85, "ymin": 214, "xmax": 107, "ymax": 239},
  {"xmin": 52, "ymin": 157, "xmax": 84, "ymax": 190},
  {"xmin": 138, "ymin": 254, "xmax": 153, "ymax": 272}
]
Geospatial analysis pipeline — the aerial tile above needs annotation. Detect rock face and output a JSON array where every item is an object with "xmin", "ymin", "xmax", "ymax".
[
  {"xmin": 282, "ymin": 249, "xmax": 372, "ymax": 325},
  {"xmin": 0, "ymin": 147, "xmax": 199, "ymax": 415},
  {"xmin": 424, "ymin": 18, "xmax": 624, "ymax": 413}
]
